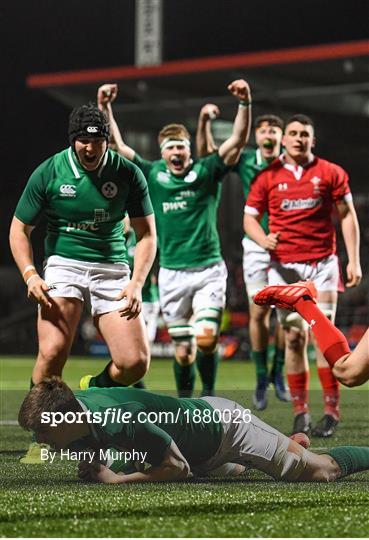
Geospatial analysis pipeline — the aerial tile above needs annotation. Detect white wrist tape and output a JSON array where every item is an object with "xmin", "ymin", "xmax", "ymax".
[
  {"xmin": 26, "ymin": 274, "xmax": 40, "ymax": 286},
  {"xmin": 22, "ymin": 265, "xmax": 36, "ymax": 277}
]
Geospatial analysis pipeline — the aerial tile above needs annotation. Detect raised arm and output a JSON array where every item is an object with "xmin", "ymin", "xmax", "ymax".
[
  {"xmin": 335, "ymin": 199, "xmax": 362, "ymax": 287},
  {"xmin": 195, "ymin": 104, "xmax": 220, "ymax": 158},
  {"xmin": 218, "ymin": 79, "xmax": 252, "ymax": 165},
  {"xmin": 9, "ymin": 217, "xmax": 52, "ymax": 308},
  {"xmin": 97, "ymin": 83, "xmax": 136, "ymax": 161}
]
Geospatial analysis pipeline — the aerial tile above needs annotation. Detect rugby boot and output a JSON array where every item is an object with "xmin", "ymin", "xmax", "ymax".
[
  {"xmin": 292, "ymin": 412, "xmax": 311, "ymax": 436},
  {"xmin": 253, "ymin": 375, "xmax": 269, "ymax": 411},
  {"xmin": 312, "ymin": 414, "xmax": 339, "ymax": 438},
  {"xmin": 254, "ymin": 281, "xmax": 317, "ymax": 311}
]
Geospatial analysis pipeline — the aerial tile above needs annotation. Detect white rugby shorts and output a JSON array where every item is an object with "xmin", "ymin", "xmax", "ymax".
[
  {"xmin": 195, "ymin": 396, "xmax": 308, "ymax": 481},
  {"xmin": 268, "ymin": 254, "xmax": 339, "ymax": 327},
  {"xmin": 43, "ymin": 255, "xmax": 131, "ymax": 316},
  {"xmin": 158, "ymin": 261, "xmax": 227, "ymax": 326},
  {"xmin": 142, "ymin": 300, "xmax": 160, "ymax": 343},
  {"xmin": 242, "ymin": 237, "xmax": 271, "ymax": 299}
]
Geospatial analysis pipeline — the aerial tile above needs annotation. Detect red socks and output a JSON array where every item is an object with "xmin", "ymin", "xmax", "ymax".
[
  {"xmin": 294, "ymin": 298, "xmax": 350, "ymax": 367},
  {"xmin": 287, "ymin": 371, "xmax": 310, "ymax": 415},
  {"xmin": 317, "ymin": 367, "xmax": 340, "ymax": 420}
]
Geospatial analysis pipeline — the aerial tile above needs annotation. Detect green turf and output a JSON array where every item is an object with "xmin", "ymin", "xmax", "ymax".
[{"xmin": 0, "ymin": 356, "xmax": 368, "ymax": 538}]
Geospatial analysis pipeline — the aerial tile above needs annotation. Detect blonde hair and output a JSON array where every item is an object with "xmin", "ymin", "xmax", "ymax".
[{"xmin": 158, "ymin": 124, "xmax": 191, "ymax": 146}]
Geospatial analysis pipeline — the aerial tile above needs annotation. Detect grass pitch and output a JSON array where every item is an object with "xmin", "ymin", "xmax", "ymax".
[{"xmin": 0, "ymin": 356, "xmax": 368, "ymax": 538}]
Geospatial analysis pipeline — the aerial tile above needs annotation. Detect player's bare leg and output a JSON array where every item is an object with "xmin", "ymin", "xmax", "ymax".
[
  {"xmin": 332, "ymin": 328, "xmax": 369, "ymax": 386},
  {"xmin": 254, "ymin": 281, "xmax": 369, "ymax": 387},
  {"xmin": 284, "ymin": 326, "xmax": 311, "ymax": 435},
  {"xmin": 33, "ymin": 297, "xmax": 83, "ymax": 383},
  {"xmin": 174, "ymin": 337, "xmax": 197, "ymax": 397},
  {"xmin": 195, "ymin": 307, "xmax": 222, "ymax": 397},
  {"xmin": 311, "ymin": 290, "xmax": 340, "ymax": 438},
  {"xmin": 270, "ymin": 321, "xmax": 289, "ymax": 402},
  {"xmin": 247, "ymin": 428, "xmax": 369, "ymax": 483},
  {"xmin": 249, "ymin": 302, "xmax": 271, "ymax": 410},
  {"xmin": 89, "ymin": 311, "xmax": 150, "ymax": 386},
  {"xmin": 22, "ymin": 297, "xmax": 82, "ymax": 464}
]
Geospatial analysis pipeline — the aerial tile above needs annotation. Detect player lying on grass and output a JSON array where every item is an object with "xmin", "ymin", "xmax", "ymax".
[
  {"xmin": 18, "ymin": 377, "xmax": 369, "ymax": 484},
  {"xmin": 254, "ymin": 281, "xmax": 369, "ymax": 387}
]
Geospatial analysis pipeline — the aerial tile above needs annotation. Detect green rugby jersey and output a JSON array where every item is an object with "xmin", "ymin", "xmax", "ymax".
[
  {"xmin": 15, "ymin": 148, "xmax": 153, "ymax": 263},
  {"xmin": 126, "ymin": 229, "xmax": 159, "ymax": 303},
  {"xmin": 75, "ymin": 387, "xmax": 222, "ymax": 466},
  {"xmin": 133, "ymin": 152, "xmax": 229, "ymax": 269},
  {"xmin": 234, "ymin": 148, "xmax": 269, "ymax": 235}
]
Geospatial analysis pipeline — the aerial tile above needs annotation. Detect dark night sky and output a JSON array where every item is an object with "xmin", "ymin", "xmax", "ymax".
[{"xmin": 2, "ymin": 0, "xmax": 369, "ymax": 263}]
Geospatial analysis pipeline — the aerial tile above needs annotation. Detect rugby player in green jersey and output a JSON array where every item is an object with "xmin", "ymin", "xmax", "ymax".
[
  {"xmin": 9, "ymin": 104, "xmax": 156, "ymax": 462},
  {"xmin": 18, "ymin": 377, "xmax": 369, "ymax": 485},
  {"xmin": 196, "ymin": 110, "xmax": 287, "ymax": 410},
  {"xmin": 97, "ymin": 81, "xmax": 252, "ymax": 398}
]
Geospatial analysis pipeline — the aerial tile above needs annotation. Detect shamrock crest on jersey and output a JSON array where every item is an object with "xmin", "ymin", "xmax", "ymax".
[{"xmin": 101, "ymin": 182, "xmax": 118, "ymax": 198}]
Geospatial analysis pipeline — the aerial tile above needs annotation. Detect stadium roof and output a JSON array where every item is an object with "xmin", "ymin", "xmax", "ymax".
[
  {"xmin": 27, "ymin": 39, "xmax": 368, "ymax": 123},
  {"xmin": 26, "ymin": 39, "xmax": 369, "ymax": 172}
]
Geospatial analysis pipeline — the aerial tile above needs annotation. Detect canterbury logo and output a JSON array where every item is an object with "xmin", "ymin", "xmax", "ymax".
[
  {"xmin": 60, "ymin": 184, "xmax": 76, "ymax": 197},
  {"xmin": 87, "ymin": 126, "xmax": 99, "ymax": 133}
]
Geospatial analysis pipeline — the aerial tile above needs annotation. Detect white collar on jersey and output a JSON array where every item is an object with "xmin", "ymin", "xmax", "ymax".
[
  {"xmin": 256, "ymin": 148, "xmax": 263, "ymax": 166},
  {"xmin": 279, "ymin": 153, "xmax": 315, "ymax": 181},
  {"xmin": 68, "ymin": 147, "xmax": 109, "ymax": 179}
]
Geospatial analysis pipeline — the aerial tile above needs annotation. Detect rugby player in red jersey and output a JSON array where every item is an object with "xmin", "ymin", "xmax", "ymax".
[{"xmin": 244, "ymin": 114, "xmax": 362, "ymax": 437}]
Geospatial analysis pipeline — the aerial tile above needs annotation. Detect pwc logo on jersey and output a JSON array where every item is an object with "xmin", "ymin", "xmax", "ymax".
[
  {"xmin": 162, "ymin": 201, "xmax": 187, "ymax": 213},
  {"xmin": 60, "ymin": 184, "xmax": 77, "ymax": 198},
  {"xmin": 101, "ymin": 182, "xmax": 118, "ymax": 199},
  {"xmin": 281, "ymin": 197, "xmax": 322, "ymax": 211}
]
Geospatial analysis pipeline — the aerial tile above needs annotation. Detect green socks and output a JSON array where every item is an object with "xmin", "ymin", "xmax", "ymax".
[
  {"xmin": 328, "ymin": 446, "xmax": 369, "ymax": 477},
  {"xmin": 252, "ymin": 350, "xmax": 268, "ymax": 380},
  {"xmin": 196, "ymin": 350, "xmax": 219, "ymax": 396},
  {"xmin": 271, "ymin": 347, "xmax": 285, "ymax": 377},
  {"xmin": 173, "ymin": 360, "xmax": 195, "ymax": 397},
  {"xmin": 89, "ymin": 362, "xmax": 127, "ymax": 388}
]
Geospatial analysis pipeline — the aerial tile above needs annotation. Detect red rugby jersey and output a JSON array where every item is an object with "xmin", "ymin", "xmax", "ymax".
[{"xmin": 245, "ymin": 155, "xmax": 351, "ymax": 263}]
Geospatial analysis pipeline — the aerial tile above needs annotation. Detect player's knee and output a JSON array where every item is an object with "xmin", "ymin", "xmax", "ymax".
[
  {"xmin": 114, "ymin": 355, "xmax": 149, "ymax": 384},
  {"xmin": 285, "ymin": 327, "xmax": 305, "ymax": 352},
  {"xmin": 38, "ymin": 342, "xmax": 68, "ymax": 364},
  {"xmin": 114, "ymin": 347, "xmax": 150, "ymax": 375},
  {"xmin": 132, "ymin": 355, "xmax": 149, "ymax": 379},
  {"xmin": 175, "ymin": 341, "xmax": 195, "ymax": 366},
  {"xmin": 194, "ymin": 313, "xmax": 220, "ymax": 354},
  {"xmin": 250, "ymin": 303, "xmax": 270, "ymax": 324},
  {"xmin": 196, "ymin": 334, "xmax": 218, "ymax": 354}
]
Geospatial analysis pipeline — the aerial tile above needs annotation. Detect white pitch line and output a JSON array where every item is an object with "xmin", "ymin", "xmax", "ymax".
[{"xmin": 0, "ymin": 420, "xmax": 18, "ymax": 425}]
